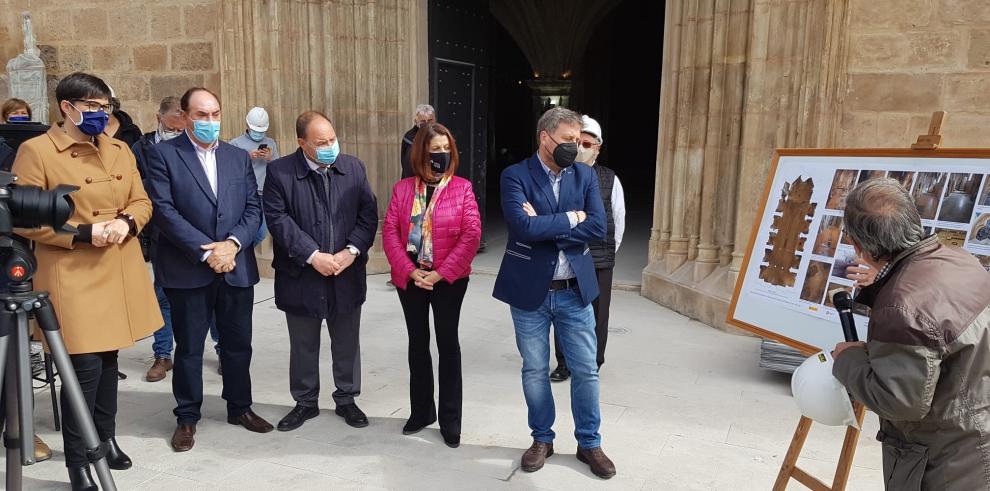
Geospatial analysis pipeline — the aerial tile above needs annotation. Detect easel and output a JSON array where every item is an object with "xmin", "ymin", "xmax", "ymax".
[{"xmin": 771, "ymin": 111, "xmax": 947, "ymax": 491}]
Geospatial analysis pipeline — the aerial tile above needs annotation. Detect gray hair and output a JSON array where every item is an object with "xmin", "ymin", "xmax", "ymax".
[
  {"xmin": 414, "ymin": 104, "xmax": 435, "ymax": 116},
  {"xmin": 158, "ymin": 96, "xmax": 181, "ymax": 116},
  {"xmin": 843, "ymin": 177, "xmax": 925, "ymax": 261},
  {"xmin": 536, "ymin": 107, "xmax": 582, "ymax": 137}
]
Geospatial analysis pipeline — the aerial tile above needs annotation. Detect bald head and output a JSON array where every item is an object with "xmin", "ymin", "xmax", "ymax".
[
  {"xmin": 295, "ymin": 111, "xmax": 337, "ymax": 161},
  {"xmin": 844, "ymin": 177, "xmax": 924, "ymax": 261}
]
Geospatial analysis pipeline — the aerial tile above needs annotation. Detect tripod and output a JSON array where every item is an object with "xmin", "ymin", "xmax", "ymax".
[{"xmin": 0, "ymin": 258, "xmax": 117, "ymax": 490}]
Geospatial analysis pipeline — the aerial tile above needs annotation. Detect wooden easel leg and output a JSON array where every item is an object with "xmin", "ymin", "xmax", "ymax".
[
  {"xmin": 830, "ymin": 403, "xmax": 868, "ymax": 491},
  {"xmin": 773, "ymin": 415, "xmax": 814, "ymax": 491}
]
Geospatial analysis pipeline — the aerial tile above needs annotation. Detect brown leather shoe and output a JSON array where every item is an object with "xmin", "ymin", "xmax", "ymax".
[
  {"xmin": 146, "ymin": 357, "xmax": 173, "ymax": 382},
  {"xmin": 171, "ymin": 424, "xmax": 196, "ymax": 452},
  {"xmin": 576, "ymin": 446, "xmax": 616, "ymax": 479},
  {"xmin": 520, "ymin": 441, "xmax": 554, "ymax": 472},
  {"xmin": 227, "ymin": 410, "xmax": 274, "ymax": 433},
  {"xmin": 33, "ymin": 434, "xmax": 51, "ymax": 462}
]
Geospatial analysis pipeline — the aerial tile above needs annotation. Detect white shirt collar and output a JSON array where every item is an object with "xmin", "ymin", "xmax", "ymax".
[{"xmin": 186, "ymin": 130, "xmax": 218, "ymax": 153}]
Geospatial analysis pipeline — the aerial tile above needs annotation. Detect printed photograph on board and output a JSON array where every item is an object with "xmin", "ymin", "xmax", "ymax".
[
  {"xmin": 826, "ymin": 169, "xmax": 859, "ymax": 211},
  {"xmin": 813, "ymin": 215, "xmax": 842, "ymax": 257},
  {"xmin": 938, "ymin": 173, "xmax": 982, "ymax": 223},
  {"xmin": 913, "ymin": 172, "xmax": 947, "ymax": 220},
  {"xmin": 800, "ymin": 260, "xmax": 831, "ymax": 304}
]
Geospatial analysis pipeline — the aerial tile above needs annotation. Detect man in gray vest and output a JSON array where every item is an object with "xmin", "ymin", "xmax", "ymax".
[{"xmin": 550, "ymin": 115, "xmax": 625, "ymax": 381}]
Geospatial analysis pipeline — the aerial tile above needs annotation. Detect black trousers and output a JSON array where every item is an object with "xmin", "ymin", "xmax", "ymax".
[
  {"xmin": 165, "ymin": 278, "xmax": 254, "ymax": 424},
  {"xmin": 396, "ymin": 277, "xmax": 468, "ymax": 435},
  {"xmin": 285, "ymin": 308, "xmax": 362, "ymax": 407},
  {"xmin": 61, "ymin": 350, "xmax": 118, "ymax": 467},
  {"xmin": 555, "ymin": 267, "xmax": 613, "ymax": 368}
]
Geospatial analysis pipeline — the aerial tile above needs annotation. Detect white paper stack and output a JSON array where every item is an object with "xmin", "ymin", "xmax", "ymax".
[{"xmin": 759, "ymin": 339, "xmax": 806, "ymax": 374}]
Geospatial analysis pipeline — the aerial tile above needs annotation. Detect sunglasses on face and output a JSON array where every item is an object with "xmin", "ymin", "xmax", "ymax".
[{"xmin": 579, "ymin": 141, "xmax": 597, "ymax": 149}]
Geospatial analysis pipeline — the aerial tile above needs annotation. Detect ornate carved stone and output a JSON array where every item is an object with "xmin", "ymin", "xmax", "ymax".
[{"xmin": 5, "ymin": 12, "xmax": 49, "ymax": 124}]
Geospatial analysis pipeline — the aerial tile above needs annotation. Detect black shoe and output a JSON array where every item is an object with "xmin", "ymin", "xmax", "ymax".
[
  {"xmin": 278, "ymin": 405, "xmax": 320, "ymax": 432},
  {"xmin": 549, "ymin": 365, "xmax": 570, "ymax": 382},
  {"xmin": 334, "ymin": 403, "xmax": 369, "ymax": 428},
  {"xmin": 68, "ymin": 465, "xmax": 98, "ymax": 491},
  {"xmin": 402, "ymin": 415, "xmax": 437, "ymax": 435},
  {"xmin": 104, "ymin": 437, "xmax": 132, "ymax": 470},
  {"xmin": 441, "ymin": 429, "xmax": 460, "ymax": 448}
]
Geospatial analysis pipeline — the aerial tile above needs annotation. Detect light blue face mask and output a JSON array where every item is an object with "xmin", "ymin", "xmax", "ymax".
[
  {"xmin": 248, "ymin": 129, "xmax": 266, "ymax": 142},
  {"xmin": 192, "ymin": 120, "xmax": 221, "ymax": 144},
  {"xmin": 314, "ymin": 140, "xmax": 340, "ymax": 165}
]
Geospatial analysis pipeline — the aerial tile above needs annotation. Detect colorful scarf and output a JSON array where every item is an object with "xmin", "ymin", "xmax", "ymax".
[{"xmin": 407, "ymin": 175, "xmax": 451, "ymax": 269}]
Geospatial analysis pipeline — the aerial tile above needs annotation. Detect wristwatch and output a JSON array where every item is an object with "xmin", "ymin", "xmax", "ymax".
[{"xmin": 346, "ymin": 245, "xmax": 360, "ymax": 256}]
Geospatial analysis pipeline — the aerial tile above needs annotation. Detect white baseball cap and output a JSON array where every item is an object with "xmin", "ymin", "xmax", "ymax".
[
  {"xmin": 246, "ymin": 107, "xmax": 270, "ymax": 132},
  {"xmin": 581, "ymin": 115, "xmax": 603, "ymax": 145}
]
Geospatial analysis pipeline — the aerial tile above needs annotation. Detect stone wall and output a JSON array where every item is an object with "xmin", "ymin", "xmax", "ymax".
[
  {"xmin": 0, "ymin": 0, "xmax": 222, "ymax": 131},
  {"xmin": 644, "ymin": 0, "xmax": 990, "ymax": 332},
  {"xmin": 842, "ymin": 0, "xmax": 990, "ymax": 148}
]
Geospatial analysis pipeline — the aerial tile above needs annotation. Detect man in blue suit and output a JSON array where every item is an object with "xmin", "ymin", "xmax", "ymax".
[
  {"xmin": 145, "ymin": 87, "xmax": 274, "ymax": 453},
  {"xmin": 493, "ymin": 107, "xmax": 616, "ymax": 479}
]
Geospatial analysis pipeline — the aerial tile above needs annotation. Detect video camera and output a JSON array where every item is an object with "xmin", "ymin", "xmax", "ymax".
[{"xmin": 0, "ymin": 171, "xmax": 77, "ymax": 288}]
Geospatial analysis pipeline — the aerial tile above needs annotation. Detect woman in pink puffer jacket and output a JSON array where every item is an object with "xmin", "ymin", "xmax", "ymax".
[{"xmin": 382, "ymin": 123, "xmax": 481, "ymax": 448}]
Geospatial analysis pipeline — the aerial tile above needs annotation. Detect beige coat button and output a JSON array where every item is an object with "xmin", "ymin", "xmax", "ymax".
[
  {"xmin": 71, "ymin": 152, "xmax": 79, "ymax": 158},
  {"xmin": 85, "ymin": 177, "xmax": 93, "ymax": 184}
]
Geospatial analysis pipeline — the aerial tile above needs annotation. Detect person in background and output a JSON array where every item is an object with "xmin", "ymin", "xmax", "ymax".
[
  {"xmin": 383, "ymin": 123, "xmax": 481, "ymax": 448},
  {"xmin": 0, "ymin": 98, "xmax": 32, "ymax": 172},
  {"xmin": 264, "ymin": 111, "xmax": 378, "ymax": 432},
  {"xmin": 550, "ymin": 115, "xmax": 625, "ymax": 382},
  {"xmin": 13, "ymin": 72, "xmax": 162, "ymax": 490},
  {"xmin": 145, "ymin": 87, "xmax": 272, "ymax": 453},
  {"xmin": 1, "ymin": 97, "xmax": 32, "ymax": 123},
  {"xmin": 229, "ymin": 106, "xmax": 279, "ymax": 246},
  {"xmin": 493, "ymin": 107, "xmax": 615, "ymax": 479},
  {"xmin": 400, "ymin": 104, "xmax": 435, "ymax": 179},
  {"xmin": 105, "ymin": 87, "xmax": 143, "ymax": 148}
]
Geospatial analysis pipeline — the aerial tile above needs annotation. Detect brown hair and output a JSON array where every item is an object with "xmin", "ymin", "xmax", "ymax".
[
  {"xmin": 409, "ymin": 123, "xmax": 459, "ymax": 181},
  {"xmin": 1, "ymin": 98, "xmax": 31, "ymax": 122},
  {"xmin": 179, "ymin": 87, "xmax": 221, "ymax": 112}
]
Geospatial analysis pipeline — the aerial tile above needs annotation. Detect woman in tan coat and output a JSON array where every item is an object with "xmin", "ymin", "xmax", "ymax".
[{"xmin": 12, "ymin": 72, "xmax": 161, "ymax": 491}]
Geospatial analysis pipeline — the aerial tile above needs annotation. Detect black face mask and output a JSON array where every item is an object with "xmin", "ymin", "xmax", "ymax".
[
  {"xmin": 546, "ymin": 133, "xmax": 578, "ymax": 168},
  {"xmin": 430, "ymin": 152, "xmax": 451, "ymax": 174}
]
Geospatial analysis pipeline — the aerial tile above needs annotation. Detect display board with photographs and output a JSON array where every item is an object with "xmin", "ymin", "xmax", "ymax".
[{"xmin": 728, "ymin": 149, "xmax": 990, "ymax": 353}]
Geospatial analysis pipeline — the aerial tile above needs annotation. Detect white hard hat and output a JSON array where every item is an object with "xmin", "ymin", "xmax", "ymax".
[
  {"xmin": 246, "ymin": 107, "xmax": 270, "ymax": 132},
  {"xmin": 581, "ymin": 115, "xmax": 603, "ymax": 145},
  {"xmin": 791, "ymin": 351, "xmax": 859, "ymax": 428}
]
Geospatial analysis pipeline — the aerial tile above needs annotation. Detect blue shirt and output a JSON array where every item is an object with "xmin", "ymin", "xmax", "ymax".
[{"xmin": 537, "ymin": 156, "xmax": 579, "ymax": 280}]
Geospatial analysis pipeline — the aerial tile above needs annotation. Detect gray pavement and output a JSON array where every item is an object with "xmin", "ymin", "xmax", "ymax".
[{"xmin": 8, "ymin": 273, "xmax": 883, "ymax": 490}]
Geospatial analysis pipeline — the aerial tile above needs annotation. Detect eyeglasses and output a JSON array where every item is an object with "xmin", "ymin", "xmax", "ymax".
[
  {"xmin": 579, "ymin": 141, "xmax": 598, "ymax": 149},
  {"xmin": 71, "ymin": 99, "xmax": 114, "ymax": 114}
]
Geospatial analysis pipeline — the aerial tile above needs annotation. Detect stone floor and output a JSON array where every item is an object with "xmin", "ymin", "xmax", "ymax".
[{"xmin": 7, "ymin": 274, "xmax": 884, "ymax": 490}]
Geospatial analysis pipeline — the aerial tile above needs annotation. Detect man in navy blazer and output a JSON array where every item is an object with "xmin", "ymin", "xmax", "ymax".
[
  {"xmin": 145, "ymin": 87, "xmax": 273, "ymax": 453},
  {"xmin": 493, "ymin": 107, "xmax": 616, "ymax": 479}
]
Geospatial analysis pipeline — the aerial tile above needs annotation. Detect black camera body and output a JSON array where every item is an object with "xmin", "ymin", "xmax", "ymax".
[{"xmin": 0, "ymin": 171, "xmax": 77, "ymax": 289}]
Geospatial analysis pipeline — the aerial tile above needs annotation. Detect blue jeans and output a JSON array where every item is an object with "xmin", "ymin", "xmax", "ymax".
[
  {"xmin": 510, "ymin": 287, "xmax": 601, "ymax": 449},
  {"xmin": 254, "ymin": 200, "xmax": 267, "ymax": 246},
  {"xmin": 151, "ymin": 286, "xmax": 220, "ymax": 358},
  {"xmin": 152, "ymin": 286, "xmax": 174, "ymax": 359}
]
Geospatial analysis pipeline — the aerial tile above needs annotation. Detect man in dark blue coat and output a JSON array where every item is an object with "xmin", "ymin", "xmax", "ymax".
[
  {"xmin": 263, "ymin": 111, "xmax": 378, "ymax": 432},
  {"xmin": 145, "ymin": 87, "xmax": 273, "ymax": 452},
  {"xmin": 493, "ymin": 107, "xmax": 616, "ymax": 479}
]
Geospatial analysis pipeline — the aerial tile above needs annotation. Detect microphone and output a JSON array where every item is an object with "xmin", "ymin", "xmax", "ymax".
[{"xmin": 830, "ymin": 289, "xmax": 859, "ymax": 342}]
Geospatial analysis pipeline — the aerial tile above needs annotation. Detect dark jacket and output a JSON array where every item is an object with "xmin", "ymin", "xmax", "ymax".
[
  {"xmin": 131, "ymin": 131, "xmax": 159, "ymax": 261},
  {"xmin": 0, "ymin": 137, "xmax": 14, "ymax": 172},
  {"xmin": 493, "ymin": 154, "xmax": 606, "ymax": 310},
  {"xmin": 263, "ymin": 148, "xmax": 379, "ymax": 318},
  {"xmin": 833, "ymin": 235, "xmax": 990, "ymax": 490},
  {"xmin": 589, "ymin": 164, "xmax": 617, "ymax": 269},
  {"xmin": 400, "ymin": 125, "xmax": 417, "ymax": 179},
  {"xmin": 144, "ymin": 132, "xmax": 262, "ymax": 289},
  {"xmin": 111, "ymin": 110, "xmax": 143, "ymax": 148}
]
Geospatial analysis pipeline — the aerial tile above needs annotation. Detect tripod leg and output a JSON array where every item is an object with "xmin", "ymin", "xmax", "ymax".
[
  {"xmin": 45, "ymin": 353, "xmax": 60, "ymax": 431},
  {"xmin": 4, "ymin": 334, "xmax": 22, "ymax": 490},
  {"xmin": 14, "ymin": 311, "xmax": 34, "ymax": 464},
  {"xmin": 34, "ymin": 298, "xmax": 117, "ymax": 491}
]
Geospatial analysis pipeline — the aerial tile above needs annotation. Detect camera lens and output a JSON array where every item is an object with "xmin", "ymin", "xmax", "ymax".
[{"xmin": 9, "ymin": 184, "xmax": 77, "ymax": 232}]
